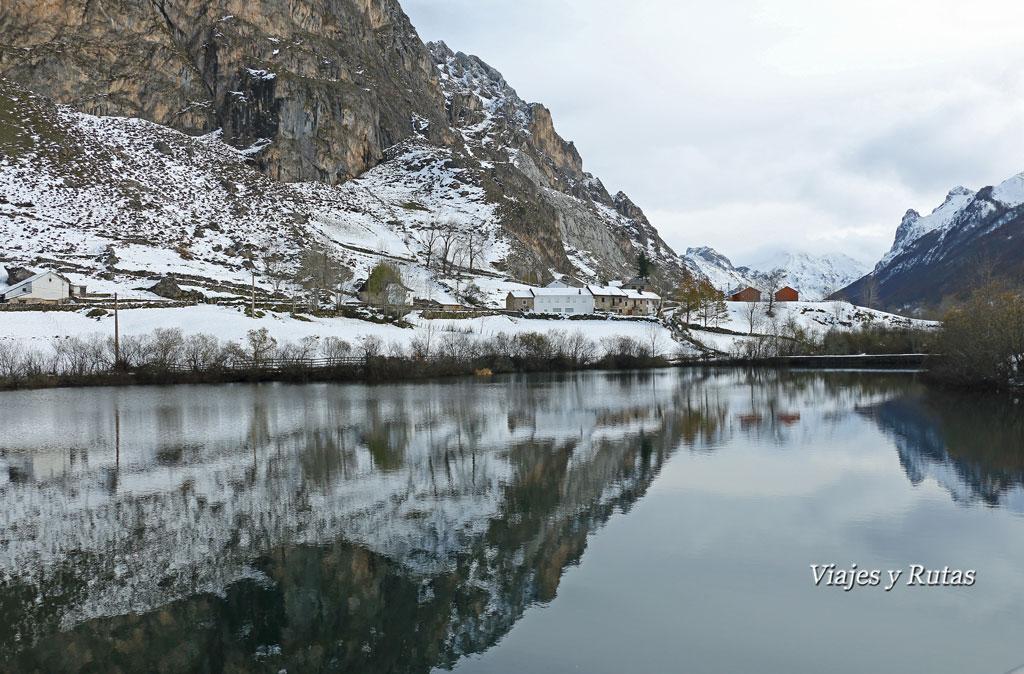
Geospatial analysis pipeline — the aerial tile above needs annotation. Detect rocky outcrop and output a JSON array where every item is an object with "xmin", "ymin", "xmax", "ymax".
[
  {"xmin": 0, "ymin": 0, "xmax": 453, "ymax": 183},
  {"xmin": 148, "ymin": 277, "xmax": 184, "ymax": 299},
  {"xmin": 4, "ymin": 266, "xmax": 36, "ymax": 284}
]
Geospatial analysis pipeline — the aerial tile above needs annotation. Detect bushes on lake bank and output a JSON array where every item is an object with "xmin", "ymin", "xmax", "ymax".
[
  {"xmin": 0, "ymin": 327, "xmax": 671, "ymax": 391},
  {"xmin": 928, "ymin": 283, "xmax": 1024, "ymax": 390}
]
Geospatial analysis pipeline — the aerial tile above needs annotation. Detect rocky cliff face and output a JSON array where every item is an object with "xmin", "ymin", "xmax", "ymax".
[
  {"xmin": 427, "ymin": 41, "xmax": 682, "ymax": 284},
  {"xmin": 0, "ymin": 0, "xmax": 453, "ymax": 183},
  {"xmin": 0, "ymin": 1, "xmax": 685, "ymax": 288}
]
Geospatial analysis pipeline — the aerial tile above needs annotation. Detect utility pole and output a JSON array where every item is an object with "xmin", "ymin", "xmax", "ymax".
[
  {"xmin": 114, "ymin": 293, "xmax": 120, "ymax": 368},
  {"xmin": 251, "ymin": 271, "xmax": 256, "ymax": 318}
]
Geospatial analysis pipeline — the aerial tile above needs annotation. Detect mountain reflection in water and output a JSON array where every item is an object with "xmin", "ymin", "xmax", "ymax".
[{"xmin": 0, "ymin": 370, "xmax": 1021, "ymax": 673}]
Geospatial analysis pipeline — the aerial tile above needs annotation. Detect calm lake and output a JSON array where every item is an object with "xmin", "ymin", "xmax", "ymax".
[{"xmin": 1, "ymin": 370, "xmax": 1023, "ymax": 673}]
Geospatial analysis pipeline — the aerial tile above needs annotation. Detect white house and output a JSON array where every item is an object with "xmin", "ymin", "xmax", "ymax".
[
  {"xmin": 1, "ymin": 271, "xmax": 73, "ymax": 304},
  {"xmin": 504, "ymin": 282, "xmax": 660, "ymax": 316},
  {"xmin": 530, "ymin": 287, "xmax": 595, "ymax": 315}
]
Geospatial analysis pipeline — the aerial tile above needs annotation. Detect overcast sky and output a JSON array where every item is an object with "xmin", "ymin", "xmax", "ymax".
[{"xmin": 402, "ymin": 0, "xmax": 1024, "ymax": 266}]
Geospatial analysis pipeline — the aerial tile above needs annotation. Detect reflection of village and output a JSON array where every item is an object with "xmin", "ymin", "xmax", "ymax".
[{"xmin": 1, "ymin": 371, "xmax": 1021, "ymax": 672}]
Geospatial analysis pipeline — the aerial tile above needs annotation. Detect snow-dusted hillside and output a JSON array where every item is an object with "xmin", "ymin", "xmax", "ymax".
[
  {"xmin": 682, "ymin": 247, "xmax": 868, "ymax": 301},
  {"xmin": 0, "ymin": 35, "xmax": 686, "ymax": 305},
  {"xmin": 683, "ymin": 300, "xmax": 936, "ymax": 355},
  {"xmin": 0, "ymin": 77, "xmax": 505, "ymax": 305}
]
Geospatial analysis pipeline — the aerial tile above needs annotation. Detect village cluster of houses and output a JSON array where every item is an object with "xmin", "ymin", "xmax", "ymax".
[
  {"xmin": 0, "ymin": 269, "xmax": 86, "ymax": 305},
  {"xmin": 728, "ymin": 285, "xmax": 799, "ymax": 303},
  {"xmin": 506, "ymin": 278, "xmax": 662, "ymax": 316}
]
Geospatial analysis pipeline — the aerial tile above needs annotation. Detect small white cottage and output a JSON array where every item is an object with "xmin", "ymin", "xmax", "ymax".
[{"xmin": 1, "ymin": 271, "xmax": 73, "ymax": 304}]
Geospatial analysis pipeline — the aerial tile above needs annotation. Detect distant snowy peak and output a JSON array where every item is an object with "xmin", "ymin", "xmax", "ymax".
[
  {"xmin": 682, "ymin": 248, "xmax": 869, "ymax": 301},
  {"xmin": 878, "ymin": 186, "xmax": 976, "ymax": 269},
  {"xmin": 758, "ymin": 252, "xmax": 870, "ymax": 301},
  {"xmin": 682, "ymin": 247, "xmax": 753, "ymax": 293}
]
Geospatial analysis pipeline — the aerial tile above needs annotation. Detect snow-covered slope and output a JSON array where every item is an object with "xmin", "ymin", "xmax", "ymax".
[
  {"xmin": 0, "ymin": 67, "xmax": 685, "ymax": 307},
  {"xmin": 838, "ymin": 170, "xmax": 1024, "ymax": 309},
  {"xmin": 682, "ymin": 247, "xmax": 869, "ymax": 301}
]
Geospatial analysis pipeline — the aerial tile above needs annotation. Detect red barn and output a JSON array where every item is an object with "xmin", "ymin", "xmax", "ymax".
[
  {"xmin": 774, "ymin": 286, "xmax": 799, "ymax": 302},
  {"xmin": 729, "ymin": 286, "xmax": 762, "ymax": 302}
]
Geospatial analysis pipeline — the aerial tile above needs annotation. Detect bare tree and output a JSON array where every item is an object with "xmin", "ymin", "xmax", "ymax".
[
  {"xmin": 245, "ymin": 328, "xmax": 278, "ymax": 366},
  {"xmin": 419, "ymin": 222, "xmax": 441, "ymax": 270},
  {"xmin": 437, "ymin": 219, "xmax": 460, "ymax": 275},
  {"xmin": 743, "ymin": 300, "xmax": 765, "ymax": 335},
  {"xmin": 452, "ymin": 247, "xmax": 468, "ymax": 298},
  {"xmin": 410, "ymin": 321, "xmax": 437, "ymax": 359},
  {"xmin": 763, "ymin": 268, "xmax": 785, "ymax": 316},
  {"xmin": 322, "ymin": 337, "xmax": 352, "ymax": 361},
  {"xmin": 296, "ymin": 244, "xmax": 347, "ymax": 310},
  {"xmin": 861, "ymin": 278, "xmax": 880, "ymax": 309},
  {"xmin": 258, "ymin": 237, "xmax": 288, "ymax": 294},
  {"xmin": 463, "ymin": 228, "xmax": 487, "ymax": 273},
  {"xmin": 644, "ymin": 324, "xmax": 667, "ymax": 358}
]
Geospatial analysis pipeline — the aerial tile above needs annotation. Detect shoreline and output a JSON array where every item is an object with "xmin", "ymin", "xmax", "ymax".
[{"xmin": 0, "ymin": 354, "xmax": 931, "ymax": 393}]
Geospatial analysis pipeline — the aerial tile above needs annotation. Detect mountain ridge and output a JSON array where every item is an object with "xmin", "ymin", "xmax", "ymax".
[
  {"xmin": 836, "ymin": 170, "xmax": 1024, "ymax": 310},
  {"xmin": 682, "ymin": 246, "xmax": 868, "ymax": 301}
]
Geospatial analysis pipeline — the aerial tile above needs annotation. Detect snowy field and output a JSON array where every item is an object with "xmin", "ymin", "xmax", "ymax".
[
  {"xmin": 0, "ymin": 304, "xmax": 683, "ymax": 355},
  {"xmin": 0, "ymin": 298, "xmax": 935, "ymax": 361},
  {"xmin": 682, "ymin": 300, "xmax": 937, "ymax": 355}
]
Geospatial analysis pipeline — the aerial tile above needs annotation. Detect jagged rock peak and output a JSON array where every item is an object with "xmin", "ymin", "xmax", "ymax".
[
  {"xmin": 945, "ymin": 185, "xmax": 975, "ymax": 200},
  {"xmin": 612, "ymin": 191, "xmax": 644, "ymax": 220},
  {"xmin": 901, "ymin": 209, "xmax": 922, "ymax": 226},
  {"xmin": 428, "ymin": 41, "xmax": 514, "ymax": 95}
]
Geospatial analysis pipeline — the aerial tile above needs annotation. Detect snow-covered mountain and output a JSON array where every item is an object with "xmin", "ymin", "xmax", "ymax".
[
  {"xmin": 682, "ymin": 247, "xmax": 869, "ymax": 301},
  {"xmin": 837, "ymin": 171, "xmax": 1024, "ymax": 309},
  {"xmin": 0, "ymin": 1, "xmax": 686, "ymax": 303},
  {"xmin": 682, "ymin": 246, "xmax": 754, "ymax": 293}
]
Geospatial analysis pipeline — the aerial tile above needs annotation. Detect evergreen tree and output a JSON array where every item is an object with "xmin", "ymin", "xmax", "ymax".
[{"xmin": 636, "ymin": 251, "xmax": 652, "ymax": 279}]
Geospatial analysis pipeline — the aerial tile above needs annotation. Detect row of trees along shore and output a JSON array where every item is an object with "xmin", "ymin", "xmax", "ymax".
[{"xmin": 0, "ymin": 326, "xmax": 674, "ymax": 390}]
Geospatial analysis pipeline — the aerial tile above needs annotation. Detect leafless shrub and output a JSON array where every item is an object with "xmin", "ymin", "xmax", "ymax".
[
  {"xmin": 245, "ymin": 328, "xmax": 278, "ymax": 366},
  {"xmin": 357, "ymin": 335, "xmax": 384, "ymax": 360},
  {"xmin": 183, "ymin": 333, "xmax": 226, "ymax": 372},
  {"xmin": 322, "ymin": 337, "xmax": 352, "ymax": 361},
  {"xmin": 147, "ymin": 327, "xmax": 184, "ymax": 371}
]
